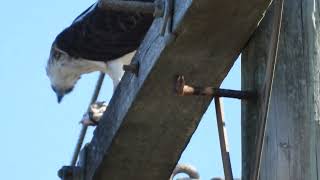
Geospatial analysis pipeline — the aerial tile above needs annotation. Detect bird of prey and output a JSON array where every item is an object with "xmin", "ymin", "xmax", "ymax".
[{"xmin": 46, "ymin": 1, "xmax": 154, "ymax": 103}]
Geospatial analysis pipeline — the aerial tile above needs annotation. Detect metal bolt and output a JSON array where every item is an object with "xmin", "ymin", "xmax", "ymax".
[
  {"xmin": 175, "ymin": 75, "xmax": 256, "ymax": 99},
  {"xmin": 175, "ymin": 75, "xmax": 185, "ymax": 96}
]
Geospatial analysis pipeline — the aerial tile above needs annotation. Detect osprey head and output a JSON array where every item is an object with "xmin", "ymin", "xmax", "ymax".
[{"xmin": 46, "ymin": 43, "xmax": 81, "ymax": 103}]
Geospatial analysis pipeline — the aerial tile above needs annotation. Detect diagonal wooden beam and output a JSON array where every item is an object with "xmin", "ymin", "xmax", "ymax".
[{"xmin": 83, "ymin": 0, "xmax": 273, "ymax": 179}]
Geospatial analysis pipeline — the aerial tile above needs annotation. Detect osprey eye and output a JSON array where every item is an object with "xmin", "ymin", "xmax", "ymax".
[{"xmin": 53, "ymin": 51, "xmax": 61, "ymax": 59}]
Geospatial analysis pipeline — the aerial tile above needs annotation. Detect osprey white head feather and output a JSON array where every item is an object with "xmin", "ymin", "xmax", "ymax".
[
  {"xmin": 46, "ymin": 43, "xmax": 134, "ymax": 103},
  {"xmin": 46, "ymin": 43, "xmax": 108, "ymax": 103},
  {"xmin": 46, "ymin": 2, "xmax": 153, "ymax": 103}
]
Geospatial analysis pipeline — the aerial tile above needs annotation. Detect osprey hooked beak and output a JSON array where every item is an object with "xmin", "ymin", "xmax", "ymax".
[
  {"xmin": 52, "ymin": 86, "xmax": 74, "ymax": 103},
  {"xmin": 57, "ymin": 94, "xmax": 64, "ymax": 103}
]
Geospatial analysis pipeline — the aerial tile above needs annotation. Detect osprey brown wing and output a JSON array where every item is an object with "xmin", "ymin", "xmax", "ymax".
[{"xmin": 54, "ymin": 2, "xmax": 154, "ymax": 61}]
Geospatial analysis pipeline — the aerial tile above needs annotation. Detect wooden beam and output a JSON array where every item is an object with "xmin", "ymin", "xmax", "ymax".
[
  {"xmin": 242, "ymin": 1, "xmax": 320, "ymax": 179},
  {"xmin": 84, "ymin": 0, "xmax": 272, "ymax": 179}
]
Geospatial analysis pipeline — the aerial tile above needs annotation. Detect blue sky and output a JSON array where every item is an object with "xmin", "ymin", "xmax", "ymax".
[{"xmin": 0, "ymin": 1, "xmax": 241, "ymax": 179}]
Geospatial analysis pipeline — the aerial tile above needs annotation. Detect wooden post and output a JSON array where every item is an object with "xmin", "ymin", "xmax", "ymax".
[{"xmin": 242, "ymin": 1, "xmax": 320, "ymax": 180}]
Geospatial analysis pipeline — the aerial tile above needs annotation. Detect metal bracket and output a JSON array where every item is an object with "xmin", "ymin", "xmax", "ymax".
[
  {"xmin": 58, "ymin": 144, "xmax": 88, "ymax": 180},
  {"xmin": 58, "ymin": 166, "xmax": 84, "ymax": 180},
  {"xmin": 175, "ymin": 75, "xmax": 256, "ymax": 100}
]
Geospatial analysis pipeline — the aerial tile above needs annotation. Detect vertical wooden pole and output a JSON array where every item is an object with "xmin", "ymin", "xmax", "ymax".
[{"xmin": 242, "ymin": 1, "xmax": 320, "ymax": 180}]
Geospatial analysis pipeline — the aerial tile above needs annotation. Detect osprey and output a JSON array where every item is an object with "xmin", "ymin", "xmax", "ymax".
[{"xmin": 46, "ymin": 1, "xmax": 154, "ymax": 103}]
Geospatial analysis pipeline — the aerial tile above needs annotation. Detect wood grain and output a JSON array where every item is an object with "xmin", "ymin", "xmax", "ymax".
[
  {"xmin": 84, "ymin": 0, "xmax": 272, "ymax": 179},
  {"xmin": 242, "ymin": 1, "xmax": 320, "ymax": 179}
]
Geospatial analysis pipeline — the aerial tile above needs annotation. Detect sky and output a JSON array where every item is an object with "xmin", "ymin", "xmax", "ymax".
[{"xmin": 0, "ymin": 1, "xmax": 241, "ymax": 180}]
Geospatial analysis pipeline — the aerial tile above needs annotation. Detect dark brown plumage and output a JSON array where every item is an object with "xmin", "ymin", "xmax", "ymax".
[{"xmin": 54, "ymin": 1, "xmax": 154, "ymax": 61}]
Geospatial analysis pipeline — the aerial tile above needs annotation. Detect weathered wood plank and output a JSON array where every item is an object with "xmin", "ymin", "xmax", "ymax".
[
  {"xmin": 85, "ymin": 0, "xmax": 272, "ymax": 179},
  {"xmin": 249, "ymin": 0, "xmax": 283, "ymax": 179},
  {"xmin": 242, "ymin": 1, "xmax": 320, "ymax": 180}
]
